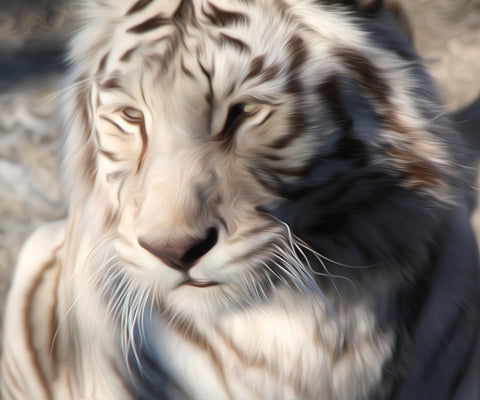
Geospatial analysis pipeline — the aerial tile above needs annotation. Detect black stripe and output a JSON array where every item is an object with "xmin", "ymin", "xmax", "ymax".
[
  {"xmin": 218, "ymin": 33, "xmax": 250, "ymax": 53},
  {"xmin": 259, "ymin": 64, "xmax": 280, "ymax": 84},
  {"xmin": 287, "ymin": 34, "xmax": 308, "ymax": 75},
  {"xmin": 204, "ymin": 2, "xmax": 249, "ymax": 27},
  {"xmin": 98, "ymin": 53, "xmax": 108, "ymax": 73},
  {"xmin": 248, "ymin": 165, "xmax": 285, "ymax": 196},
  {"xmin": 243, "ymin": 56, "xmax": 280, "ymax": 85},
  {"xmin": 99, "ymin": 149, "xmax": 121, "ymax": 162},
  {"xmin": 335, "ymin": 48, "xmax": 410, "ymax": 134},
  {"xmin": 180, "ymin": 58, "xmax": 194, "ymax": 78},
  {"xmin": 99, "ymin": 77, "xmax": 122, "ymax": 90},
  {"xmin": 243, "ymin": 55, "xmax": 265, "ymax": 83},
  {"xmin": 120, "ymin": 48, "xmax": 136, "ymax": 62},
  {"xmin": 99, "ymin": 115, "xmax": 129, "ymax": 135},
  {"xmin": 269, "ymin": 112, "xmax": 306, "ymax": 149},
  {"xmin": 334, "ymin": 48, "xmax": 391, "ymax": 108},
  {"xmin": 256, "ymin": 109, "xmax": 275, "ymax": 126},
  {"xmin": 126, "ymin": 0, "xmax": 154, "ymax": 15},
  {"xmin": 127, "ymin": 15, "xmax": 170, "ymax": 34}
]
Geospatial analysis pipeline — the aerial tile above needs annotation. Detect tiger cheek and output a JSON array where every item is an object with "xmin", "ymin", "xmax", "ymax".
[{"xmin": 94, "ymin": 109, "xmax": 147, "ymax": 193}]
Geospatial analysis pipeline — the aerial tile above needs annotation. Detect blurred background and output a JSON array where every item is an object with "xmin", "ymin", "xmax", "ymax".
[{"xmin": 0, "ymin": 0, "xmax": 479, "ymax": 341}]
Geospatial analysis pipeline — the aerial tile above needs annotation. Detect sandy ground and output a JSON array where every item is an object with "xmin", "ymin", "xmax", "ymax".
[{"xmin": 0, "ymin": 0, "xmax": 479, "ymax": 342}]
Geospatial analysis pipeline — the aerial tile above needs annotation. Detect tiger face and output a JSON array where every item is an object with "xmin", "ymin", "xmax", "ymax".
[
  {"xmin": 63, "ymin": 0, "xmax": 461, "ymax": 323},
  {"xmin": 82, "ymin": 0, "xmax": 331, "ymax": 318}
]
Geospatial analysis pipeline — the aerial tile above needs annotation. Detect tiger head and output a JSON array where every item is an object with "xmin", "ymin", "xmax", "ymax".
[{"xmin": 62, "ymin": 0, "xmax": 468, "ymax": 322}]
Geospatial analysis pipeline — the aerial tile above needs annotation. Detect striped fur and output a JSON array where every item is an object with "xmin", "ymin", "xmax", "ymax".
[{"xmin": 2, "ymin": 1, "xmax": 479, "ymax": 399}]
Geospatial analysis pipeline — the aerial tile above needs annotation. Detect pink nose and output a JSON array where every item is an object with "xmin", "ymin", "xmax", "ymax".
[{"xmin": 138, "ymin": 227, "xmax": 218, "ymax": 271}]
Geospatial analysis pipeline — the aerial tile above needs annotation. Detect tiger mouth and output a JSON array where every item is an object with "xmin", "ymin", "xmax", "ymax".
[{"xmin": 184, "ymin": 279, "xmax": 219, "ymax": 288}]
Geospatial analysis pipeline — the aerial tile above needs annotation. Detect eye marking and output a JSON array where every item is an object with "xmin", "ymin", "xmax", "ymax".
[
  {"xmin": 226, "ymin": 103, "xmax": 259, "ymax": 128},
  {"xmin": 122, "ymin": 107, "xmax": 144, "ymax": 121},
  {"xmin": 216, "ymin": 103, "xmax": 256, "ymax": 141},
  {"xmin": 215, "ymin": 102, "xmax": 265, "ymax": 144}
]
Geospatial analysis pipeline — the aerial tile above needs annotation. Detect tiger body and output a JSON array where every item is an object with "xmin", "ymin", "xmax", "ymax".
[{"xmin": 2, "ymin": 0, "xmax": 480, "ymax": 399}]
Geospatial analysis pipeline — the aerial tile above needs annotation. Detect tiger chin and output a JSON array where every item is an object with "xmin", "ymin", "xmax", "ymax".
[{"xmin": 2, "ymin": 0, "xmax": 480, "ymax": 399}]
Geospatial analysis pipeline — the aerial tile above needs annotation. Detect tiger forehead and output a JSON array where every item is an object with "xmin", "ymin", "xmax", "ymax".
[
  {"xmin": 98, "ymin": 0, "xmax": 282, "ymax": 75},
  {"xmin": 124, "ymin": 0, "xmax": 250, "ymax": 24},
  {"xmin": 96, "ymin": 0, "xmax": 305, "ymax": 99}
]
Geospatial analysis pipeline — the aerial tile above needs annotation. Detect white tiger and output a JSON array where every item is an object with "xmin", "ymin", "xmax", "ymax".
[{"xmin": 2, "ymin": 0, "xmax": 480, "ymax": 399}]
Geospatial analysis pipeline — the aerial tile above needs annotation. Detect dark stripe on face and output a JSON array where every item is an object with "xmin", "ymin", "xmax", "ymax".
[
  {"xmin": 180, "ymin": 58, "xmax": 194, "ymax": 78},
  {"xmin": 120, "ymin": 48, "xmax": 136, "ymax": 63},
  {"xmin": 98, "ymin": 53, "xmax": 108, "ymax": 73},
  {"xmin": 214, "ymin": 103, "xmax": 247, "ymax": 149},
  {"xmin": 270, "ymin": 112, "xmax": 306, "ymax": 149},
  {"xmin": 248, "ymin": 165, "xmax": 285, "ymax": 196},
  {"xmin": 219, "ymin": 33, "xmax": 250, "ymax": 53},
  {"xmin": 259, "ymin": 64, "xmax": 280, "ymax": 84},
  {"xmin": 127, "ymin": 15, "xmax": 170, "ymax": 34},
  {"xmin": 99, "ymin": 149, "xmax": 122, "ymax": 162},
  {"xmin": 243, "ymin": 56, "xmax": 280, "ymax": 86},
  {"xmin": 136, "ymin": 117, "xmax": 149, "ymax": 173},
  {"xmin": 126, "ymin": 0, "xmax": 154, "ymax": 15},
  {"xmin": 173, "ymin": 0, "xmax": 195, "ymax": 23},
  {"xmin": 287, "ymin": 35, "xmax": 308, "ymax": 75},
  {"xmin": 244, "ymin": 55, "xmax": 265, "ymax": 82},
  {"xmin": 204, "ymin": 2, "xmax": 249, "ymax": 27},
  {"xmin": 99, "ymin": 77, "xmax": 122, "ymax": 90},
  {"xmin": 99, "ymin": 115, "xmax": 129, "ymax": 135}
]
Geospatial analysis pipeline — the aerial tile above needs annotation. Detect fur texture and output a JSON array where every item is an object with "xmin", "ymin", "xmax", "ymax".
[{"xmin": 2, "ymin": 1, "xmax": 480, "ymax": 399}]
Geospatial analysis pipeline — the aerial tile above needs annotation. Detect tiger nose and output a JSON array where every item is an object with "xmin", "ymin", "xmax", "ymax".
[{"xmin": 138, "ymin": 227, "xmax": 218, "ymax": 272}]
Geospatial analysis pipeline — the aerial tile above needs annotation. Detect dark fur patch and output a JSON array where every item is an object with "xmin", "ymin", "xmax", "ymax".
[
  {"xmin": 218, "ymin": 33, "xmax": 250, "ymax": 53},
  {"xmin": 97, "ymin": 53, "xmax": 108, "ymax": 74},
  {"xmin": 127, "ymin": 15, "xmax": 170, "ymax": 34},
  {"xmin": 99, "ymin": 77, "xmax": 122, "ymax": 90},
  {"xmin": 126, "ymin": 0, "xmax": 154, "ymax": 15},
  {"xmin": 286, "ymin": 35, "xmax": 308, "ymax": 75},
  {"xmin": 120, "ymin": 48, "xmax": 136, "ymax": 63},
  {"xmin": 203, "ymin": 2, "xmax": 249, "ymax": 27},
  {"xmin": 244, "ymin": 55, "xmax": 265, "ymax": 83}
]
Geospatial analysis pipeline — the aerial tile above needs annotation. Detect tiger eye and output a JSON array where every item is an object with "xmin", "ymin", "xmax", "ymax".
[
  {"xmin": 242, "ymin": 104, "xmax": 259, "ymax": 114},
  {"xmin": 123, "ymin": 107, "xmax": 143, "ymax": 120}
]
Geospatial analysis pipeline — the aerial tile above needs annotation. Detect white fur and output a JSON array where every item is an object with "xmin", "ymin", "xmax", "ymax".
[{"xmin": 2, "ymin": 1, "xmax": 437, "ymax": 398}]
